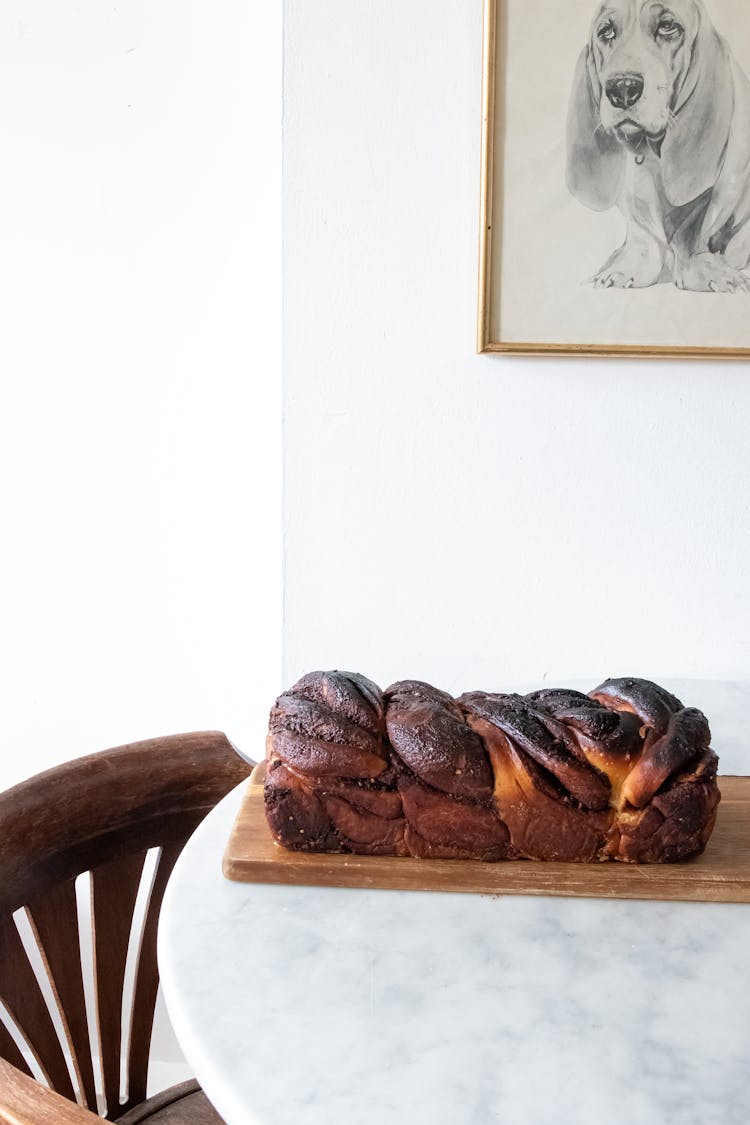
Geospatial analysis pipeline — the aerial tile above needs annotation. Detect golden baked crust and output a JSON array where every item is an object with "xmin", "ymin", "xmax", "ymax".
[{"xmin": 264, "ymin": 672, "xmax": 720, "ymax": 863}]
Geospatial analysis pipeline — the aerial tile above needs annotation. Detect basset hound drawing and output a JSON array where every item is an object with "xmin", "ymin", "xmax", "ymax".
[{"xmin": 567, "ymin": 0, "xmax": 750, "ymax": 291}]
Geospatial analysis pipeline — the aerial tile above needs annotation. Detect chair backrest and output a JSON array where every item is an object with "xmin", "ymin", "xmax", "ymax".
[{"xmin": 0, "ymin": 731, "xmax": 252, "ymax": 1120}]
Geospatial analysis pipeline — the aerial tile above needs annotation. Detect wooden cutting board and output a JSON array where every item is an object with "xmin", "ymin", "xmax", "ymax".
[{"xmin": 222, "ymin": 764, "xmax": 750, "ymax": 903}]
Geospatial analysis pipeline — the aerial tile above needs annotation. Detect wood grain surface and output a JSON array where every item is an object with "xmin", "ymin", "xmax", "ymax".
[{"xmin": 222, "ymin": 764, "xmax": 750, "ymax": 904}]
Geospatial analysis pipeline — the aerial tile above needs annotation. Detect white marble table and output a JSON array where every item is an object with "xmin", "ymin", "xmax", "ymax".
[{"xmin": 158, "ymin": 680, "xmax": 750, "ymax": 1125}]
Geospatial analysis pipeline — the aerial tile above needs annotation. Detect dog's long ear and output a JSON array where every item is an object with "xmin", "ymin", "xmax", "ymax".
[
  {"xmin": 566, "ymin": 45, "xmax": 624, "ymax": 210},
  {"xmin": 661, "ymin": 18, "xmax": 734, "ymax": 207}
]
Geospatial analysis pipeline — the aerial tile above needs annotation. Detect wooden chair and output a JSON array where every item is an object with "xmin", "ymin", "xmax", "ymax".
[{"xmin": 0, "ymin": 731, "xmax": 253, "ymax": 1123}]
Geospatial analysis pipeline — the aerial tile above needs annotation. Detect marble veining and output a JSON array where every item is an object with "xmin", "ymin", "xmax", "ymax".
[{"xmin": 158, "ymin": 681, "xmax": 750, "ymax": 1125}]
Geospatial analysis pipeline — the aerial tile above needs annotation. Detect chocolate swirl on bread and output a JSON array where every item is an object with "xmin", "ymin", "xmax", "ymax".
[{"xmin": 264, "ymin": 673, "xmax": 720, "ymax": 863}]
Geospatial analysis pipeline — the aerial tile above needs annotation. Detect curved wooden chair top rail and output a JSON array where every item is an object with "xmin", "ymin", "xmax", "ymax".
[{"xmin": 0, "ymin": 731, "xmax": 252, "ymax": 1122}]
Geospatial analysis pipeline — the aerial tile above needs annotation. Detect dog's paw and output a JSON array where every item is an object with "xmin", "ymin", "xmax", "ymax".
[
  {"xmin": 593, "ymin": 270, "xmax": 638, "ymax": 289},
  {"xmin": 676, "ymin": 254, "xmax": 750, "ymax": 294},
  {"xmin": 591, "ymin": 243, "xmax": 663, "ymax": 289}
]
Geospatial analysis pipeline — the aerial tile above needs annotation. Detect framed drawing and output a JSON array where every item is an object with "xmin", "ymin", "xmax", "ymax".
[{"xmin": 477, "ymin": 0, "xmax": 750, "ymax": 358}]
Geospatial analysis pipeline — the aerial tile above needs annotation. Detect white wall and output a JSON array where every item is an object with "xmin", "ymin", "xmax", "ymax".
[
  {"xmin": 283, "ymin": 0, "xmax": 750, "ymax": 698},
  {"xmin": 0, "ymin": 0, "xmax": 282, "ymax": 792}
]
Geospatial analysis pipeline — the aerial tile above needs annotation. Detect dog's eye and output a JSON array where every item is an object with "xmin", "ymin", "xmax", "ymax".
[
  {"xmin": 656, "ymin": 16, "xmax": 682, "ymax": 38},
  {"xmin": 597, "ymin": 20, "xmax": 616, "ymax": 42}
]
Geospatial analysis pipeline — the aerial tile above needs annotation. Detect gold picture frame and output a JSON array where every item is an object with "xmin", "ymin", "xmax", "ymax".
[{"xmin": 477, "ymin": 0, "xmax": 750, "ymax": 360}]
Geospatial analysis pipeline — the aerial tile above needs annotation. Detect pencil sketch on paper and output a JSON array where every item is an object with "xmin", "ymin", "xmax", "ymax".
[{"xmin": 566, "ymin": 0, "xmax": 750, "ymax": 292}]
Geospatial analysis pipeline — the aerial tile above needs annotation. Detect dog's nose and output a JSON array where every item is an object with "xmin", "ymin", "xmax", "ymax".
[{"xmin": 605, "ymin": 73, "xmax": 644, "ymax": 110}]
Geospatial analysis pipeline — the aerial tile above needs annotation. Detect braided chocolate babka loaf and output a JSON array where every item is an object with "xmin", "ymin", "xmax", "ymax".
[{"xmin": 264, "ymin": 672, "xmax": 720, "ymax": 863}]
